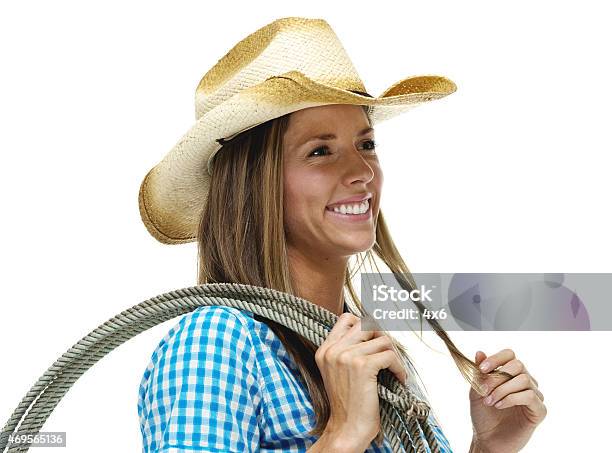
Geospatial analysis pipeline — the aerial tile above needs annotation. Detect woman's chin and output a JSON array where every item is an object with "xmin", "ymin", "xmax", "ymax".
[{"xmin": 331, "ymin": 235, "xmax": 376, "ymax": 255}]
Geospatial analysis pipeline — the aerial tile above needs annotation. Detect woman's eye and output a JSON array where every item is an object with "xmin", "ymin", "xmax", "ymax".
[
  {"xmin": 307, "ymin": 140, "xmax": 376, "ymax": 158},
  {"xmin": 308, "ymin": 146, "xmax": 330, "ymax": 157},
  {"xmin": 362, "ymin": 139, "xmax": 377, "ymax": 151}
]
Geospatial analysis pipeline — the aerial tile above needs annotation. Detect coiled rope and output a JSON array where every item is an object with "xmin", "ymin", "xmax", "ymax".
[{"xmin": 0, "ymin": 283, "xmax": 441, "ymax": 453}]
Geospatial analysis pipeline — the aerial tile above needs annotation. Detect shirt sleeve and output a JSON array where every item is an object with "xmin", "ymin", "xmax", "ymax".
[
  {"xmin": 139, "ymin": 306, "xmax": 263, "ymax": 453},
  {"xmin": 427, "ymin": 415, "xmax": 454, "ymax": 452}
]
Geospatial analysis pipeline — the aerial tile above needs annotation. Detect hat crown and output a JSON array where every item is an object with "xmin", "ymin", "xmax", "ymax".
[{"xmin": 194, "ymin": 17, "xmax": 366, "ymax": 119}]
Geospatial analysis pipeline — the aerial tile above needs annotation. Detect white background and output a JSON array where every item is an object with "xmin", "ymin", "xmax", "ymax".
[{"xmin": 1, "ymin": 1, "xmax": 610, "ymax": 452}]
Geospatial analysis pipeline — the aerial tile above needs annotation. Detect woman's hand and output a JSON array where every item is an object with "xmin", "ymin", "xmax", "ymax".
[
  {"xmin": 469, "ymin": 349, "xmax": 547, "ymax": 453},
  {"xmin": 314, "ymin": 313, "xmax": 408, "ymax": 451}
]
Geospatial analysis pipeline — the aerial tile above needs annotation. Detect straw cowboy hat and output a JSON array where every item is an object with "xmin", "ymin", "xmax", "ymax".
[{"xmin": 138, "ymin": 16, "xmax": 457, "ymax": 245}]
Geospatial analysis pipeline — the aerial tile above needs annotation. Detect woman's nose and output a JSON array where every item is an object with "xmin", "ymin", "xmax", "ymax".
[{"xmin": 341, "ymin": 146, "xmax": 375, "ymax": 184}]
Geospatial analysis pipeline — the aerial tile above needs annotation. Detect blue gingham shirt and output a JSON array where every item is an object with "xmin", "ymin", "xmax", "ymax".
[{"xmin": 138, "ymin": 305, "xmax": 453, "ymax": 452}]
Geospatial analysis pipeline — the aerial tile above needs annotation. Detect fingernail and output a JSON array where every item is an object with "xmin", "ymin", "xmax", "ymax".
[
  {"xmin": 480, "ymin": 361, "xmax": 490, "ymax": 372},
  {"xmin": 484, "ymin": 395, "xmax": 493, "ymax": 405}
]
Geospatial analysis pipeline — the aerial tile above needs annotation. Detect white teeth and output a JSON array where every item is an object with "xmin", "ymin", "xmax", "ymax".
[{"xmin": 331, "ymin": 199, "xmax": 369, "ymax": 215}]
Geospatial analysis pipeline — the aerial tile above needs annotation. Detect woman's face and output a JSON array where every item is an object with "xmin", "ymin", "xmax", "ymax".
[{"xmin": 282, "ymin": 104, "xmax": 383, "ymax": 259}]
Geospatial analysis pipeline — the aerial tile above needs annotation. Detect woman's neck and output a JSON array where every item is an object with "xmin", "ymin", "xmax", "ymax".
[{"xmin": 287, "ymin": 245, "xmax": 348, "ymax": 316}]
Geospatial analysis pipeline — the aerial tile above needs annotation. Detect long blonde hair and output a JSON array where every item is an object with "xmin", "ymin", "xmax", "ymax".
[{"xmin": 196, "ymin": 104, "xmax": 506, "ymax": 443}]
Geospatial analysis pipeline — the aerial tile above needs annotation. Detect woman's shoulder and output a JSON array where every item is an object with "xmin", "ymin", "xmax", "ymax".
[
  {"xmin": 159, "ymin": 305, "xmax": 260, "ymax": 346},
  {"xmin": 138, "ymin": 306, "xmax": 268, "ymax": 422},
  {"xmin": 138, "ymin": 306, "xmax": 268, "ymax": 452},
  {"xmin": 183, "ymin": 304, "xmax": 258, "ymax": 328},
  {"xmin": 150, "ymin": 306, "xmax": 264, "ymax": 362},
  {"xmin": 141, "ymin": 305, "xmax": 280, "ymax": 380}
]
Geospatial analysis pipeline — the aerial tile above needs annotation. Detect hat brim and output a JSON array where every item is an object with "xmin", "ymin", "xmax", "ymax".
[{"xmin": 138, "ymin": 70, "xmax": 457, "ymax": 244}]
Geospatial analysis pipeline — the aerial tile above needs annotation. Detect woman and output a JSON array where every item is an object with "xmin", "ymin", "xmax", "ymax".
[{"xmin": 137, "ymin": 17, "xmax": 546, "ymax": 452}]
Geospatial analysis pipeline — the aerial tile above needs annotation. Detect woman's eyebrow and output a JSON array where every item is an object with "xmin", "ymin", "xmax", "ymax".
[{"xmin": 299, "ymin": 126, "xmax": 374, "ymax": 146}]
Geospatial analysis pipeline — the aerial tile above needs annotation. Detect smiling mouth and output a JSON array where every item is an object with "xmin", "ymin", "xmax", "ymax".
[{"xmin": 325, "ymin": 198, "xmax": 371, "ymax": 216}]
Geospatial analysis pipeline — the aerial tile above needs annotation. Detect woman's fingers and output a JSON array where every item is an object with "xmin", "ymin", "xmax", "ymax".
[
  {"xmin": 325, "ymin": 313, "xmax": 360, "ymax": 342},
  {"xmin": 318, "ymin": 313, "xmax": 362, "ymax": 359},
  {"xmin": 475, "ymin": 349, "xmax": 546, "ymax": 424},
  {"xmin": 478, "ymin": 348, "xmax": 516, "ymax": 373},
  {"xmin": 491, "ymin": 388, "xmax": 547, "ymax": 419},
  {"xmin": 496, "ymin": 358, "xmax": 526, "ymax": 376},
  {"xmin": 335, "ymin": 317, "xmax": 377, "ymax": 345},
  {"xmin": 345, "ymin": 333, "xmax": 396, "ymax": 356},
  {"xmin": 366, "ymin": 349, "xmax": 408, "ymax": 384},
  {"xmin": 320, "ymin": 314, "xmax": 381, "ymax": 364},
  {"xmin": 334, "ymin": 332, "xmax": 408, "ymax": 384},
  {"xmin": 475, "ymin": 350, "xmax": 487, "ymax": 366},
  {"xmin": 478, "ymin": 353, "xmax": 541, "ymax": 401},
  {"xmin": 483, "ymin": 373, "xmax": 543, "ymax": 407},
  {"xmin": 322, "ymin": 315, "xmax": 406, "ymax": 383},
  {"xmin": 497, "ymin": 359, "xmax": 539, "ymax": 388}
]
